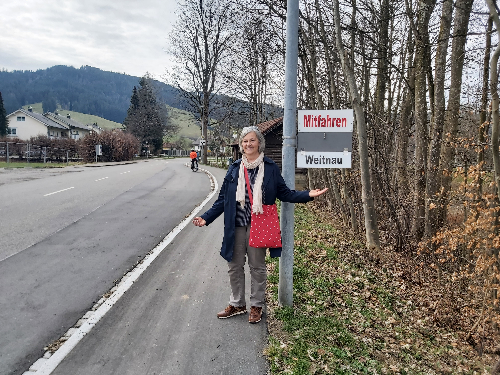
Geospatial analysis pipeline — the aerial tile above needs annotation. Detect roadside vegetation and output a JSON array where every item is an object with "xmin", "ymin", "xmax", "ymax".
[
  {"xmin": 0, "ymin": 161, "xmax": 72, "ymax": 168},
  {"xmin": 265, "ymin": 204, "xmax": 499, "ymax": 374},
  {"xmin": 0, "ymin": 132, "xmax": 139, "ymax": 165}
]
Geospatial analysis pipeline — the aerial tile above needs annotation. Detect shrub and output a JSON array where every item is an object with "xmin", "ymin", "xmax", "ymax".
[{"xmin": 77, "ymin": 130, "xmax": 140, "ymax": 163}]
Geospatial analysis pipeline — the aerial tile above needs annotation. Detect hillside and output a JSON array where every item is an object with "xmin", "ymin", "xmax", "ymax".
[
  {"xmin": 166, "ymin": 105, "xmax": 201, "ymax": 139},
  {"xmin": 22, "ymin": 102, "xmax": 202, "ymax": 140},
  {"xmin": 1, "ymin": 65, "xmax": 182, "ymax": 124}
]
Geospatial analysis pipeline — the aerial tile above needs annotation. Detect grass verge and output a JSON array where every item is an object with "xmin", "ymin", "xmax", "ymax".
[
  {"xmin": 265, "ymin": 204, "xmax": 497, "ymax": 374},
  {"xmin": 0, "ymin": 162, "xmax": 72, "ymax": 168}
]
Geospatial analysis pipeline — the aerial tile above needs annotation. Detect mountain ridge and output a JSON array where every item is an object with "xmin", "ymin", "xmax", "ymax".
[{"xmin": 0, "ymin": 65, "xmax": 184, "ymax": 124}]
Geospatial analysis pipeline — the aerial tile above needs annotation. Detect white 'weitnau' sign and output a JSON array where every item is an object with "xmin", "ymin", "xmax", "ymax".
[{"xmin": 297, "ymin": 151, "xmax": 352, "ymax": 168}]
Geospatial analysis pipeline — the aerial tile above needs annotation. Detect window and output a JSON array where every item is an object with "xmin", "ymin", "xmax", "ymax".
[
  {"xmin": 7, "ymin": 128, "xmax": 17, "ymax": 135},
  {"xmin": 16, "ymin": 116, "xmax": 25, "ymax": 121}
]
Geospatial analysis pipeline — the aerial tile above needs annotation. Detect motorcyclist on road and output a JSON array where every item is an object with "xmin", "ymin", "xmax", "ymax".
[{"xmin": 190, "ymin": 149, "xmax": 198, "ymax": 170}]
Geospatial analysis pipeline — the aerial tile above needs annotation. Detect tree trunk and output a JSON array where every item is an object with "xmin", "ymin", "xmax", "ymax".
[
  {"xmin": 374, "ymin": 0, "xmax": 390, "ymax": 117},
  {"xmin": 411, "ymin": 0, "xmax": 436, "ymax": 241},
  {"xmin": 202, "ymin": 94, "xmax": 209, "ymax": 164},
  {"xmin": 486, "ymin": 0, "xmax": 500, "ymax": 327},
  {"xmin": 315, "ymin": 0, "xmax": 339, "ymax": 109},
  {"xmin": 395, "ymin": 25, "xmax": 414, "ymax": 193},
  {"xmin": 477, "ymin": 16, "xmax": 493, "ymax": 201},
  {"xmin": 342, "ymin": 169, "xmax": 358, "ymax": 232},
  {"xmin": 332, "ymin": 0, "xmax": 381, "ymax": 251},
  {"xmin": 425, "ymin": 0, "xmax": 453, "ymax": 239},
  {"xmin": 437, "ymin": 0, "xmax": 474, "ymax": 226},
  {"xmin": 486, "ymin": 0, "xmax": 500, "ymax": 199}
]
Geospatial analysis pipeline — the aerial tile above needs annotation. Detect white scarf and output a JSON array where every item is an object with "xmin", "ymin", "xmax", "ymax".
[{"xmin": 236, "ymin": 152, "xmax": 265, "ymax": 214}]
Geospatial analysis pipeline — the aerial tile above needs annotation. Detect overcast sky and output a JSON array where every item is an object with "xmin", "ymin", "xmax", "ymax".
[{"xmin": 0, "ymin": 0, "xmax": 179, "ymax": 80}]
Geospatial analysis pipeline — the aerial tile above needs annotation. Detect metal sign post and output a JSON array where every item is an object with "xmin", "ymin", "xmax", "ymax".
[
  {"xmin": 95, "ymin": 144, "xmax": 102, "ymax": 163},
  {"xmin": 279, "ymin": 0, "xmax": 300, "ymax": 307},
  {"xmin": 200, "ymin": 139, "xmax": 206, "ymax": 163}
]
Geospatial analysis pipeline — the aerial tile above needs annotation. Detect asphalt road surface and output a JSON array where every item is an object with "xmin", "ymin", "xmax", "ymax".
[
  {"xmin": 0, "ymin": 158, "xmax": 268, "ymax": 375},
  {"xmin": 0, "ymin": 159, "xmax": 183, "ymax": 261}
]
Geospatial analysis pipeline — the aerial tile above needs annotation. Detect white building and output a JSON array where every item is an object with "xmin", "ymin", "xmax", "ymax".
[
  {"xmin": 44, "ymin": 112, "xmax": 102, "ymax": 140},
  {"xmin": 6, "ymin": 107, "xmax": 102, "ymax": 140}
]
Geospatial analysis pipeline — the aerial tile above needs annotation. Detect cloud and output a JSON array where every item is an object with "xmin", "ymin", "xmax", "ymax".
[{"xmin": 0, "ymin": 0, "xmax": 178, "ymax": 79}]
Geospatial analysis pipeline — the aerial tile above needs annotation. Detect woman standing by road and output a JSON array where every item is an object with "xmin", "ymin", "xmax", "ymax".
[{"xmin": 192, "ymin": 126, "xmax": 327, "ymax": 324}]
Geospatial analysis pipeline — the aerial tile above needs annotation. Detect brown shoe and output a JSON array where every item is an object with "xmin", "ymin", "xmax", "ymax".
[
  {"xmin": 249, "ymin": 306, "xmax": 262, "ymax": 324},
  {"xmin": 217, "ymin": 305, "xmax": 247, "ymax": 319}
]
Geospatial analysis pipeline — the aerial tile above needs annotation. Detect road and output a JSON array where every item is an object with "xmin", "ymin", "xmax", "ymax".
[
  {"xmin": 0, "ymin": 159, "xmax": 185, "ymax": 261},
  {"xmin": 0, "ymin": 158, "xmax": 268, "ymax": 375}
]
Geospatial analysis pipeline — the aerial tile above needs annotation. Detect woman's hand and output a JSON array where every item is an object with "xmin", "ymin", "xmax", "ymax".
[
  {"xmin": 309, "ymin": 188, "xmax": 328, "ymax": 198},
  {"xmin": 192, "ymin": 217, "xmax": 206, "ymax": 227}
]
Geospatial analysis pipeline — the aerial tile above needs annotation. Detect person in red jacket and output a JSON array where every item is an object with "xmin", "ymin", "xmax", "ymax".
[{"xmin": 190, "ymin": 149, "xmax": 198, "ymax": 169}]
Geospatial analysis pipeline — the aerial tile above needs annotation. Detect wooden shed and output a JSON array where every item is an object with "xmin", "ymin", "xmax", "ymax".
[{"xmin": 231, "ymin": 117, "xmax": 284, "ymax": 169}]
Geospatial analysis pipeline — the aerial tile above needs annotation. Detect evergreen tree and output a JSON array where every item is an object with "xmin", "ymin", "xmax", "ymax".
[
  {"xmin": 42, "ymin": 96, "xmax": 57, "ymax": 113},
  {"xmin": 123, "ymin": 75, "xmax": 177, "ymax": 153},
  {"xmin": 0, "ymin": 92, "xmax": 7, "ymax": 137},
  {"xmin": 123, "ymin": 86, "xmax": 139, "ymax": 126}
]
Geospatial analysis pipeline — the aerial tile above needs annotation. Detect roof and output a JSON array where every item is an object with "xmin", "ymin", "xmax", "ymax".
[
  {"xmin": 8, "ymin": 108, "xmax": 68, "ymax": 130},
  {"xmin": 256, "ymin": 117, "xmax": 283, "ymax": 135},
  {"xmin": 45, "ymin": 112, "xmax": 93, "ymax": 131}
]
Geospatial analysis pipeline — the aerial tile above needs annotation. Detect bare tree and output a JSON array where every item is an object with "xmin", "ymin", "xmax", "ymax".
[
  {"xmin": 332, "ymin": 0, "xmax": 381, "ymax": 252},
  {"xmin": 486, "ymin": 0, "xmax": 500, "ymax": 200},
  {"xmin": 411, "ymin": 0, "xmax": 436, "ymax": 241},
  {"xmin": 437, "ymin": 0, "xmax": 475, "ymax": 224},
  {"xmin": 226, "ymin": 2, "xmax": 283, "ymax": 125},
  {"xmin": 425, "ymin": 0, "xmax": 453, "ymax": 240},
  {"xmin": 169, "ymin": 0, "xmax": 235, "ymax": 164}
]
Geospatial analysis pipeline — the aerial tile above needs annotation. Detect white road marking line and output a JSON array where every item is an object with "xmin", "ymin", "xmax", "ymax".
[
  {"xmin": 95, "ymin": 177, "xmax": 109, "ymax": 181},
  {"xmin": 119, "ymin": 171, "xmax": 131, "ymax": 175},
  {"xmin": 43, "ymin": 187, "xmax": 75, "ymax": 197},
  {"xmin": 32, "ymin": 168, "xmax": 219, "ymax": 375}
]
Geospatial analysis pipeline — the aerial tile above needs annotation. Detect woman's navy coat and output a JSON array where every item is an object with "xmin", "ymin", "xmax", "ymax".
[{"xmin": 201, "ymin": 157, "xmax": 312, "ymax": 262}]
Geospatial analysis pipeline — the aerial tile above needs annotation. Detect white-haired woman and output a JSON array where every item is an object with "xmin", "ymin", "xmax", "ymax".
[{"xmin": 193, "ymin": 126, "xmax": 327, "ymax": 324}]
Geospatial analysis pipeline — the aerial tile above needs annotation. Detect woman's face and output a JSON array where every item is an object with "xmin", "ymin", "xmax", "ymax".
[{"xmin": 241, "ymin": 131, "xmax": 260, "ymax": 158}]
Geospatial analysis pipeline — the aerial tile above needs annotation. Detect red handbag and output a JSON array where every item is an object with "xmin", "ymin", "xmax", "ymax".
[{"xmin": 244, "ymin": 167, "xmax": 282, "ymax": 248}]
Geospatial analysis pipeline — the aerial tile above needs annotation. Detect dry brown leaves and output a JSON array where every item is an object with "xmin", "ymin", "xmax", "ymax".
[{"xmin": 266, "ymin": 203, "xmax": 500, "ymax": 374}]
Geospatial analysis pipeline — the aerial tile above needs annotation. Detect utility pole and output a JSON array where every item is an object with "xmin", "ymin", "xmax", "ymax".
[{"xmin": 279, "ymin": 0, "xmax": 299, "ymax": 307}]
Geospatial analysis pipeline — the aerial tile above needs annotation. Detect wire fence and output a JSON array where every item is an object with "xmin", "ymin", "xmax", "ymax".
[{"xmin": 0, "ymin": 141, "xmax": 80, "ymax": 164}]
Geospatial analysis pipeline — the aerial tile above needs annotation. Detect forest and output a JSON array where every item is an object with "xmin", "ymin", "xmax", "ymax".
[{"xmin": 0, "ymin": 65, "xmax": 182, "ymax": 123}]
